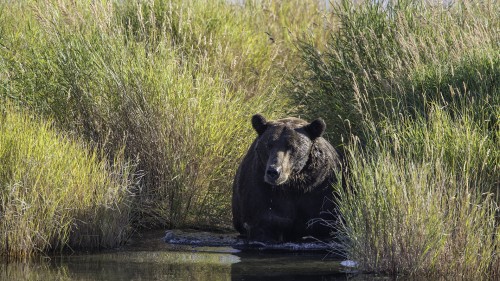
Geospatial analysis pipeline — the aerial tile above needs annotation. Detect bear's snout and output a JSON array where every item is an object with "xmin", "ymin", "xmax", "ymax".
[
  {"xmin": 266, "ymin": 166, "xmax": 281, "ymax": 181},
  {"xmin": 265, "ymin": 163, "xmax": 288, "ymax": 185},
  {"xmin": 264, "ymin": 150, "xmax": 290, "ymax": 185}
]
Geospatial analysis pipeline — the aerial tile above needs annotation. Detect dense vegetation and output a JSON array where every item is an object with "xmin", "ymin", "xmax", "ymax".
[
  {"xmin": 292, "ymin": 0, "xmax": 499, "ymax": 278},
  {"xmin": 0, "ymin": 106, "xmax": 132, "ymax": 259},
  {"xmin": 0, "ymin": 0, "xmax": 498, "ymax": 278},
  {"xmin": 0, "ymin": 0, "xmax": 332, "ymax": 255}
]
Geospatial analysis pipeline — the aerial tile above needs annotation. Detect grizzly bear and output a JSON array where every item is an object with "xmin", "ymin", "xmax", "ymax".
[{"xmin": 232, "ymin": 114, "xmax": 343, "ymax": 243}]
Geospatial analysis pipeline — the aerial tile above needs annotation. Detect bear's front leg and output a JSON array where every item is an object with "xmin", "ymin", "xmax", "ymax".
[{"xmin": 244, "ymin": 211, "xmax": 294, "ymax": 243}]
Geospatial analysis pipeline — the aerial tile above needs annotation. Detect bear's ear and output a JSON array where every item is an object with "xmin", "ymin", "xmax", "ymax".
[
  {"xmin": 251, "ymin": 114, "xmax": 267, "ymax": 135},
  {"xmin": 304, "ymin": 118, "xmax": 326, "ymax": 140}
]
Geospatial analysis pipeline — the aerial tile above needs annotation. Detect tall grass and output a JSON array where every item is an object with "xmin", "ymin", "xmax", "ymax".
[
  {"xmin": 0, "ymin": 0, "xmax": 333, "ymax": 232},
  {"xmin": 292, "ymin": 0, "xmax": 499, "ymax": 146},
  {"xmin": 0, "ymin": 105, "xmax": 133, "ymax": 259},
  {"xmin": 336, "ymin": 105, "xmax": 499, "ymax": 278},
  {"xmin": 3, "ymin": 0, "xmax": 497, "ymax": 277},
  {"xmin": 292, "ymin": 0, "xmax": 499, "ymax": 278}
]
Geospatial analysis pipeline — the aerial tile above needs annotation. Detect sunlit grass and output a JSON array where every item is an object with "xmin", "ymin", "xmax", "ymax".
[{"xmin": 0, "ymin": 106, "xmax": 133, "ymax": 259}]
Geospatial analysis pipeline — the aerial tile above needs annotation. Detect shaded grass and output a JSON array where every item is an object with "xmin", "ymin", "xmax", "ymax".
[{"xmin": 0, "ymin": 105, "xmax": 133, "ymax": 259}]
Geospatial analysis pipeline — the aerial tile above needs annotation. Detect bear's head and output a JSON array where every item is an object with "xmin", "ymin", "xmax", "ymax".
[{"xmin": 251, "ymin": 114, "xmax": 326, "ymax": 186}]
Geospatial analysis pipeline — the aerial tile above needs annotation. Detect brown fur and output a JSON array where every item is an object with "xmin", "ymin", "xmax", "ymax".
[{"xmin": 232, "ymin": 114, "xmax": 343, "ymax": 242}]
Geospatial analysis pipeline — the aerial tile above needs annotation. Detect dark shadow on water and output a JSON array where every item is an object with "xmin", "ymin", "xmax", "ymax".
[{"xmin": 231, "ymin": 250, "xmax": 349, "ymax": 281}]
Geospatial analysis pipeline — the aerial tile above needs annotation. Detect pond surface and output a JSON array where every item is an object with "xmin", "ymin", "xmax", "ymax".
[{"xmin": 0, "ymin": 231, "xmax": 373, "ymax": 281}]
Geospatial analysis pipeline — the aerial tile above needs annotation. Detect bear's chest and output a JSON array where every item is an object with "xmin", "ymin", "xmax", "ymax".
[{"xmin": 262, "ymin": 189, "xmax": 299, "ymax": 214}]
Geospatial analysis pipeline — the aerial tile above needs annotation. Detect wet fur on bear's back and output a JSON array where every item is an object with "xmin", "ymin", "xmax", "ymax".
[{"xmin": 232, "ymin": 114, "xmax": 342, "ymax": 242}]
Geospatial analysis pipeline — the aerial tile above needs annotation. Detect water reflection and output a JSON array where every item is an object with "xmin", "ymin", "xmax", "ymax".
[
  {"xmin": 53, "ymin": 251, "xmax": 234, "ymax": 281},
  {"xmin": 0, "ymin": 230, "xmax": 359, "ymax": 281},
  {"xmin": 1, "ymin": 248, "xmax": 352, "ymax": 281},
  {"xmin": 1, "ymin": 251, "xmax": 232, "ymax": 281}
]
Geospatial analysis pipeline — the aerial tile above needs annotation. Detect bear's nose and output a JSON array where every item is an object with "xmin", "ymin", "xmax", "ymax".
[{"xmin": 266, "ymin": 167, "xmax": 280, "ymax": 180}]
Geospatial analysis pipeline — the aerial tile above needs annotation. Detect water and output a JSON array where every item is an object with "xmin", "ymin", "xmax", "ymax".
[
  {"xmin": 1, "ymin": 251, "xmax": 348, "ymax": 281},
  {"xmin": 0, "ymin": 231, "xmax": 361, "ymax": 281}
]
